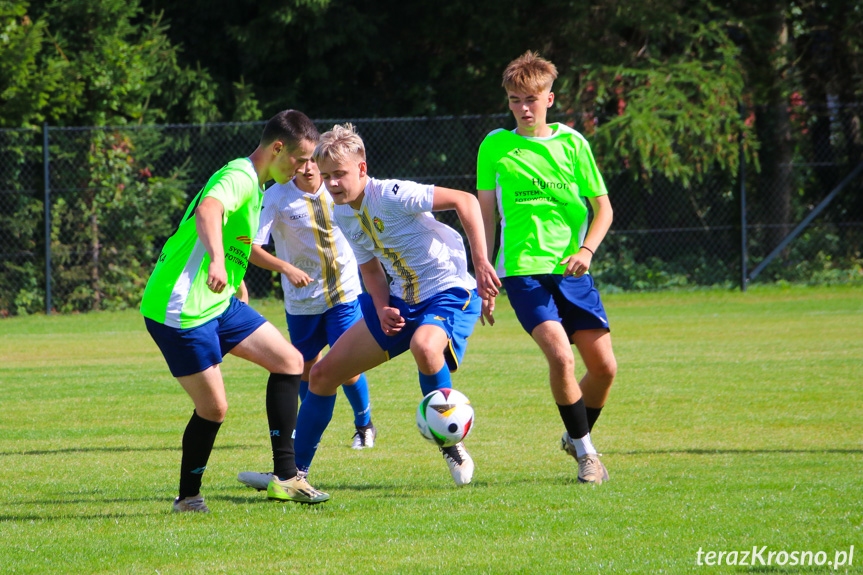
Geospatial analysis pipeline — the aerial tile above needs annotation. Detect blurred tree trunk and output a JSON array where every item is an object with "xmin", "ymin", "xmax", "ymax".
[{"xmin": 757, "ymin": 9, "xmax": 793, "ymax": 250}]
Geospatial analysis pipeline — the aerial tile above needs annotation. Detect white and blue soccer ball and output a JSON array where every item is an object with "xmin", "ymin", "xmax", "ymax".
[{"xmin": 416, "ymin": 388, "xmax": 474, "ymax": 448}]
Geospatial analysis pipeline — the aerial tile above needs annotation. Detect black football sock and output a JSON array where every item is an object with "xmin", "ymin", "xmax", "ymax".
[
  {"xmin": 557, "ymin": 398, "xmax": 590, "ymax": 441},
  {"xmin": 179, "ymin": 410, "xmax": 222, "ymax": 500},
  {"xmin": 585, "ymin": 406, "xmax": 604, "ymax": 432},
  {"xmin": 267, "ymin": 373, "xmax": 301, "ymax": 479}
]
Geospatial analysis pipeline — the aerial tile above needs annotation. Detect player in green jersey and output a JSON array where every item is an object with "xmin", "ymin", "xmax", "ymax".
[
  {"xmin": 477, "ymin": 51, "xmax": 618, "ymax": 485},
  {"xmin": 141, "ymin": 110, "xmax": 329, "ymax": 511}
]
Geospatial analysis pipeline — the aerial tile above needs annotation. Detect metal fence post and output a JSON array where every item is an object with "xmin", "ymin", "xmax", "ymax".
[
  {"xmin": 739, "ymin": 104, "xmax": 748, "ymax": 292},
  {"xmin": 43, "ymin": 122, "xmax": 52, "ymax": 315}
]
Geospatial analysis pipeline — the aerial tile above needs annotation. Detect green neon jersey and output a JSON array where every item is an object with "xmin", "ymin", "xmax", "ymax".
[
  {"xmin": 141, "ymin": 158, "xmax": 261, "ymax": 328},
  {"xmin": 476, "ymin": 124, "xmax": 608, "ymax": 277}
]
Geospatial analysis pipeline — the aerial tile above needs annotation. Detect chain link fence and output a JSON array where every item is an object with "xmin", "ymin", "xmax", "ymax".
[{"xmin": 0, "ymin": 109, "xmax": 861, "ymax": 316}]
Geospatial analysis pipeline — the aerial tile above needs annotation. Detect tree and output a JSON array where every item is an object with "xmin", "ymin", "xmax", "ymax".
[{"xmin": 0, "ymin": 0, "xmax": 247, "ymax": 313}]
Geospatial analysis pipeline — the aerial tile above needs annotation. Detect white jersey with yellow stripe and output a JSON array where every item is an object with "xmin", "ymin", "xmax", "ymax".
[
  {"xmin": 333, "ymin": 177, "xmax": 476, "ymax": 305},
  {"xmin": 255, "ymin": 179, "xmax": 362, "ymax": 315}
]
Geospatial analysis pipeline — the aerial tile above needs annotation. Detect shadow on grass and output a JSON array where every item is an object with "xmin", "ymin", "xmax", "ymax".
[
  {"xmin": 0, "ymin": 510, "xmax": 168, "ymax": 522},
  {"xmin": 0, "ymin": 444, "xmax": 254, "ymax": 457},
  {"xmin": 610, "ymin": 448, "xmax": 863, "ymax": 455}
]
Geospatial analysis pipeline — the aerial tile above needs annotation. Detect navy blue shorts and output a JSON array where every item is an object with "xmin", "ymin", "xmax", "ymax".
[
  {"xmin": 145, "ymin": 297, "xmax": 268, "ymax": 377},
  {"xmin": 503, "ymin": 274, "xmax": 610, "ymax": 337},
  {"xmin": 285, "ymin": 300, "xmax": 363, "ymax": 362},
  {"xmin": 359, "ymin": 287, "xmax": 480, "ymax": 372}
]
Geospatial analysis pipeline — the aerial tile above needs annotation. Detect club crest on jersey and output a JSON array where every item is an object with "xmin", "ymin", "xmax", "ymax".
[{"xmin": 373, "ymin": 217, "xmax": 384, "ymax": 233}]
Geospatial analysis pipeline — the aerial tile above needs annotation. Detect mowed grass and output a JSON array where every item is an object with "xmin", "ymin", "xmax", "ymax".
[{"xmin": 1, "ymin": 284, "xmax": 861, "ymax": 574}]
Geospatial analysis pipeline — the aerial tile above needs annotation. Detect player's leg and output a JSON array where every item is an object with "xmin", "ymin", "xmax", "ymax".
[
  {"xmin": 410, "ymin": 323, "xmax": 452, "ymax": 394},
  {"xmin": 531, "ymin": 320, "xmax": 606, "ymax": 483},
  {"xmin": 571, "ymin": 329, "xmax": 617, "ymax": 432},
  {"xmin": 145, "ymin": 316, "xmax": 227, "ymax": 512},
  {"xmin": 171, "ymin": 366, "xmax": 226, "ymax": 512},
  {"xmin": 294, "ymin": 318, "xmax": 388, "ymax": 484},
  {"xmin": 503, "ymin": 275, "xmax": 606, "ymax": 484},
  {"xmin": 325, "ymin": 302, "xmax": 375, "ymax": 447},
  {"xmin": 284, "ymin": 310, "xmax": 329, "ymax": 402},
  {"xmin": 299, "ymin": 352, "xmax": 321, "ymax": 401},
  {"xmin": 554, "ymin": 273, "xmax": 615, "ymax": 434},
  {"xmin": 237, "ymin": 310, "xmax": 326, "ymax": 492},
  {"xmin": 220, "ymin": 300, "xmax": 321, "ymax": 498},
  {"xmin": 410, "ymin": 288, "xmax": 481, "ymax": 486},
  {"xmin": 410, "ymin": 322, "xmax": 476, "ymax": 486},
  {"xmin": 230, "ymin": 321, "xmax": 330, "ymax": 503}
]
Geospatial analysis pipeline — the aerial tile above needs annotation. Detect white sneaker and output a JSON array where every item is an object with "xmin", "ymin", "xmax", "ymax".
[
  {"xmin": 237, "ymin": 471, "xmax": 273, "ymax": 491},
  {"xmin": 351, "ymin": 423, "xmax": 377, "ymax": 450},
  {"xmin": 440, "ymin": 442, "xmax": 474, "ymax": 486}
]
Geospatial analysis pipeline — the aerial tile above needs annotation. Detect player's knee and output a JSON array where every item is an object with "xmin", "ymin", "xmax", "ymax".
[
  {"xmin": 199, "ymin": 400, "xmax": 228, "ymax": 423},
  {"xmin": 308, "ymin": 361, "xmax": 341, "ymax": 394},
  {"xmin": 410, "ymin": 340, "xmax": 441, "ymax": 371},
  {"xmin": 546, "ymin": 349, "xmax": 576, "ymax": 373},
  {"xmin": 273, "ymin": 345, "xmax": 303, "ymax": 374},
  {"xmin": 592, "ymin": 357, "xmax": 617, "ymax": 388},
  {"xmin": 285, "ymin": 346, "xmax": 304, "ymax": 373}
]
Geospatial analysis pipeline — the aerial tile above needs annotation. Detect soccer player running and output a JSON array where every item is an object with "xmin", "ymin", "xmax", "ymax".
[
  {"xmin": 236, "ymin": 125, "xmax": 377, "ymax": 493},
  {"xmin": 279, "ymin": 123, "xmax": 499, "ymax": 499},
  {"xmin": 141, "ymin": 110, "xmax": 329, "ymax": 512},
  {"xmin": 477, "ymin": 51, "xmax": 618, "ymax": 484}
]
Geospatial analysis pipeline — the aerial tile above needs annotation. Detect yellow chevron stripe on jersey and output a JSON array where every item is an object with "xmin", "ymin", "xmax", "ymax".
[
  {"xmin": 306, "ymin": 195, "xmax": 347, "ymax": 308},
  {"xmin": 357, "ymin": 209, "xmax": 420, "ymax": 304}
]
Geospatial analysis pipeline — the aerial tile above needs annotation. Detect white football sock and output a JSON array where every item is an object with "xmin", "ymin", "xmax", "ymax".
[{"xmin": 569, "ymin": 432, "xmax": 597, "ymax": 457}]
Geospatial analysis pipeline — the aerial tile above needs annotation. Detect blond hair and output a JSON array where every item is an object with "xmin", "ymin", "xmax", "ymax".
[
  {"xmin": 314, "ymin": 123, "xmax": 366, "ymax": 164},
  {"xmin": 502, "ymin": 51, "xmax": 558, "ymax": 93}
]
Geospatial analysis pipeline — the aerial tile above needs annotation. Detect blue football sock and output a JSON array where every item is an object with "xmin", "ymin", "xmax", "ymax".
[
  {"xmin": 299, "ymin": 380, "xmax": 309, "ymax": 402},
  {"xmin": 418, "ymin": 365, "xmax": 452, "ymax": 397},
  {"xmin": 342, "ymin": 373, "xmax": 371, "ymax": 427},
  {"xmin": 294, "ymin": 391, "xmax": 336, "ymax": 474}
]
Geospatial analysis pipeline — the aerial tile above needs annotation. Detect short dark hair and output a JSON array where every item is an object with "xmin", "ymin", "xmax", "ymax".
[{"xmin": 259, "ymin": 110, "xmax": 320, "ymax": 148}]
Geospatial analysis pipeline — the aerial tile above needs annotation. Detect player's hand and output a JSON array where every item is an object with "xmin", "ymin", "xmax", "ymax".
[
  {"xmin": 379, "ymin": 306, "xmax": 406, "ymax": 336},
  {"xmin": 560, "ymin": 250, "xmax": 592, "ymax": 277},
  {"xmin": 286, "ymin": 267, "xmax": 314, "ymax": 288},
  {"xmin": 206, "ymin": 261, "xmax": 228, "ymax": 293},
  {"xmin": 474, "ymin": 258, "xmax": 501, "ymax": 300},
  {"xmin": 480, "ymin": 296, "xmax": 496, "ymax": 326}
]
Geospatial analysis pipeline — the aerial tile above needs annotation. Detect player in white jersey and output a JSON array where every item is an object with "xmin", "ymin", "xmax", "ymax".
[
  {"xmin": 283, "ymin": 123, "xmax": 500, "ymax": 500},
  {"xmin": 236, "ymin": 143, "xmax": 378, "ymax": 492}
]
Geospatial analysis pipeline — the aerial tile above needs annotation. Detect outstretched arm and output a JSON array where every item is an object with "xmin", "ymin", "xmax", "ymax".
[{"xmin": 432, "ymin": 187, "xmax": 501, "ymax": 304}]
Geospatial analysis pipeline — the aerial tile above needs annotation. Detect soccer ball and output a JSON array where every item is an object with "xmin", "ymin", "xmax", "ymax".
[{"xmin": 416, "ymin": 388, "xmax": 474, "ymax": 448}]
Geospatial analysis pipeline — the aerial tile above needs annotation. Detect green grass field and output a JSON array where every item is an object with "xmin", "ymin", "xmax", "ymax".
[{"xmin": 1, "ymin": 285, "xmax": 861, "ymax": 574}]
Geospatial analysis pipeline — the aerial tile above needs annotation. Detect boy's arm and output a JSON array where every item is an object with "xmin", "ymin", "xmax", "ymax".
[
  {"xmin": 196, "ymin": 197, "xmax": 228, "ymax": 293},
  {"xmin": 477, "ymin": 189, "xmax": 497, "ymax": 264},
  {"xmin": 249, "ymin": 245, "xmax": 314, "ymax": 288},
  {"xmin": 358, "ymin": 258, "xmax": 405, "ymax": 336},
  {"xmin": 431, "ymin": 187, "xmax": 501, "ymax": 302},
  {"xmin": 560, "ymin": 194, "xmax": 613, "ymax": 277},
  {"xmin": 476, "ymin": 188, "xmax": 499, "ymax": 325}
]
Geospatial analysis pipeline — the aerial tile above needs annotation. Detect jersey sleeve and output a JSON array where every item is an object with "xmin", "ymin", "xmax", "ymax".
[
  {"xmin": 204, "ymin": 168, "xmax": 257, "ymax": 217},
  {"xmin": 380, "ymin": 179, "xmax": 433, "ymax": 215},
  {"xmin": 476, "ymin": 134, "xmax": 499, "ymax": 191},
  {"xmin": 254, "ymin": 192, "xmax": 277, "ymax": 245},
  {"xmin": 572, "ymin": 135, "xmax": 608, "ymax": 198}
]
